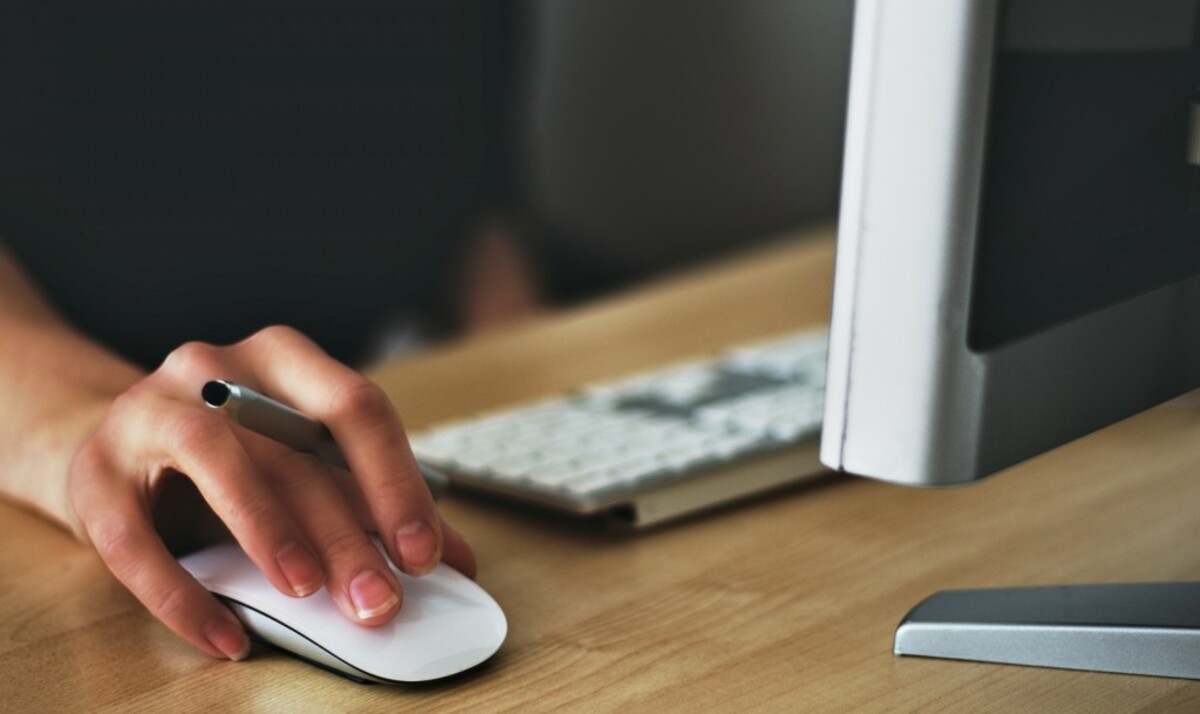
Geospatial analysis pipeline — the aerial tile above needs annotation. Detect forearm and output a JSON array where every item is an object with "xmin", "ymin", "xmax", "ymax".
[{"xmin": 0, "ymin": 247, "xmax": 143, "ymax": 535}]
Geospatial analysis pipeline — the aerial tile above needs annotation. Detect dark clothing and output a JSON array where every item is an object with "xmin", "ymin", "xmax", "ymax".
[{"xmin": 0, "ymin": 1, "xmax": 513, "ymax": 367}]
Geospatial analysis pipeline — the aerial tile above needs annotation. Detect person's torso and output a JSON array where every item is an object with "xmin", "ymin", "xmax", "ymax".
[{"xmin": 0, "ymin": 1, "xmax": 508, "ymax": 366}]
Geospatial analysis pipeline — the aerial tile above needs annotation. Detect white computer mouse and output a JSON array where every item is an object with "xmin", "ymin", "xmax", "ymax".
[{"xmin": 178, "ymin": 540, "xmax": 507, "ymax": 683}]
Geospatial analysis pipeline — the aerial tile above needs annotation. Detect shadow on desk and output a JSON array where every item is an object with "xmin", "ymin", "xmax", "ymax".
[{"xmin": 443, "ymin": 470, "xmax": 848, "ymax": 543}]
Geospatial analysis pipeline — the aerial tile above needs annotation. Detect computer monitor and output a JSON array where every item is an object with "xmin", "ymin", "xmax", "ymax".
[{"xmin": 821, "ymin": 0, "xmax": 1200, "ymax": 678}]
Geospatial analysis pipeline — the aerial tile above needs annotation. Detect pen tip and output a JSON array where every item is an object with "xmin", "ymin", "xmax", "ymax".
[{"xmin": 202, "ymin": 380, "xmax": 232, "ymax": 408}]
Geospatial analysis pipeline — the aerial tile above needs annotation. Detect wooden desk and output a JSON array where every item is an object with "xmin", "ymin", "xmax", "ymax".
[{"xmin": 5, "ymin": 226, "xmax": 1200, "ymax": 711}]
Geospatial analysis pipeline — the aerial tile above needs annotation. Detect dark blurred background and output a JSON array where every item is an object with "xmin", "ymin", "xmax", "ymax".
[
  {"xmin": 0, "ymin": 0, "xmax": 854, "ymax": 367},
  {"xmin": 516, "ymin": 0, "xmax": 853, "ymax": 301}
]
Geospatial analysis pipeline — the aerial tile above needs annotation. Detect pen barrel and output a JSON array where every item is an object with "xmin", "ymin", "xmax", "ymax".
[
  {"xmin": 209, "ymin": 382, "xmax": 348, "ymax": 469},
  {"xmin": 203, "ymin": 380, "xmax": 445, "ymax": 496}
]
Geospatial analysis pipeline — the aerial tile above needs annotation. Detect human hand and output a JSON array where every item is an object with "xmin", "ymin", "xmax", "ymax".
[{"xmin": 68, "ymin": 326, "xmax": 475, "ymax": 661}]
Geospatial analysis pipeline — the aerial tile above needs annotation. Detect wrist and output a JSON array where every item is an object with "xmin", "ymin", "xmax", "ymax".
[
  {"xmin": 0, "ymin": 326, "xmax": 143, "ymax": 538},
  {"xmin": 39, "ymin": 396, "xmax": 120, "ymax": 539}
]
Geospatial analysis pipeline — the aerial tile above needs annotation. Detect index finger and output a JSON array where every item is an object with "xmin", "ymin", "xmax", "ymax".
[
  {"xmin": 233, "ymin": 325, "xmax": 443, "ymax": 576},
  {"xmin": 71, "ymin": 453, "xmax": 250, "ymax": 661}
]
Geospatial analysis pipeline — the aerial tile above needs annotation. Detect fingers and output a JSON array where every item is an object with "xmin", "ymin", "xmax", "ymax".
[
  {"xmin": 439, "ymin": 517, "xmax": 477, "ymax": 579},
  {"xmin": 264, "ymin": 449, "xmax": 404, "ymax": 624},
  {"xmin": 70, "ymin": 443, "xmax": 250, "ymax": 661},
  {"xmin": 68, "ymin": 327, "xmax": 478, "ymax": 668},
  {"xmin": 235, "ymin": 326, "xmax": 445, "ymax": 576},
  {"xmin": 308, "ymin": 454, "xmax": 476, "ymax": 579},
  {"xmin": 127, "ymin": 394, "xmax": 326, "ymax": 600},
  {"xmin": 159, "ymin": 331, "xmax": 467, "ymax": 588}
]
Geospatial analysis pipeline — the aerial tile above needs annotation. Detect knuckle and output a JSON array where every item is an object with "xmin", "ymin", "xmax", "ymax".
[
  {"xmin": 248, "ymin": 324, "xmax": 303, "ymax": 350},
  {"xmin": 160, "ymin": 340, "xmax": 220, "ymax": 379},
  {"xmin": 104, "ymin": 387, "xmax": 161, "ymax": 434},
  {"xmin": 150, "ymin": 582, "xmax": 193, "ymax": 624},
  {"xmin": 90, "ymin": 518, "xmax": 142, "ymax": 566},
  {"xmin": 326, "ymin": 379, "xmax": 392, "ymax": 426},
  {"xmin": 318, "ymin": 526, "xmax": 372, "ymax": 565},
  {"xmin": 269, "ymin": 451, "xmax": 325, "ymax": 492},
  {"xmin": 106, "ymin": 389, "xmax": 141, "ymax": 422},
  {"xmin": 373, "ymin": 471, "xmax": 424, "ymax": 505},
  {"xmin": 168, "ymin": 411, "xmax": 228, "ymax": 456},
  {"xmin": 226, "ymin": 493, "xmax": 279, "ymax": 533}
]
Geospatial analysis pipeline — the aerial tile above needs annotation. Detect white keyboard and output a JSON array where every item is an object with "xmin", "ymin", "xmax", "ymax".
[{"xmin": 409, "ymin": 328, "xmax": 830, "ymax": 528}]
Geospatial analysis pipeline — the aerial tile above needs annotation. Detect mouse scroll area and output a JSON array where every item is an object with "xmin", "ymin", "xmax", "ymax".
[{"xmin": 179, "ymin": 540, "xmax": 507, "ymax": 683}]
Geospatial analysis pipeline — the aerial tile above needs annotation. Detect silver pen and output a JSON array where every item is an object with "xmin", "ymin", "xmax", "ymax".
[{"xmin": 201, "ymin": 380, "xmax": 449, "ymax": 497}]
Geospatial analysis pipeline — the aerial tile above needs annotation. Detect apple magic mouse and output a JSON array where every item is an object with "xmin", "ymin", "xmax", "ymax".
[{"xmin": 179, "ymin": 540, "xmax": 507, "ymax": 683}]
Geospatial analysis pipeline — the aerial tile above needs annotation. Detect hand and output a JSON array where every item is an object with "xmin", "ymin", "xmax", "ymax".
[{"xmin": 68, "ymin": 325, "xmax": 476, "ymax": 661}]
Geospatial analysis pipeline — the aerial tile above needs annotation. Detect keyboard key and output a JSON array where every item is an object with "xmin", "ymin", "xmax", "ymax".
[{"xmin": 411, "ymin": 329, "xmax": 827, "ymax": 512}]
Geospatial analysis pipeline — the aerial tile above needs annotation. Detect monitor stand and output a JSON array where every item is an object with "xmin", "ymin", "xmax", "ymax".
[{"xmin": 894, "ymin": 582, "xmax": 1200, "ymax": 679}]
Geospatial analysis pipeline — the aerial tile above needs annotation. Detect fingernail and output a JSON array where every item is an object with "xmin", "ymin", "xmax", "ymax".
[
  {"xmin": 276, "ymin": 541, "xmax": 323, "ymax": 597},
  {"xmin": 206, "ymin": 618, "xmax": 250, "ymax": 661},
  {"xmin": 349, "ymin": 569, "xmax": 400, "ymax": 620},
  {"xmin": 395, "ymin": 520, "xmax": 438, "ymax": 574}
]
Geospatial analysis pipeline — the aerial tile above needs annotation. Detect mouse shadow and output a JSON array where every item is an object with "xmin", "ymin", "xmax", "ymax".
[
  {"xmin": 248, "ymin": 637, "xmax": 506, "ymax": 691},
  {"xmin": 288, "ymin": 642, "xmax": 507, "ymax": 691}
]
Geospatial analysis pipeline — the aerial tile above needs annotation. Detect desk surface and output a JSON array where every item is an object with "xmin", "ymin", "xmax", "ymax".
[{"xmin": 5, "ymin": 226, "xmax": 1200, "ymax": 712}]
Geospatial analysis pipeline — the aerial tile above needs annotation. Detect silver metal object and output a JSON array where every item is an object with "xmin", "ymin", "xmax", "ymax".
[
  {"xmin": 895, "ymin": 583, "xmax": 1200, "ymax": 679},
  {"xmin": 832, "ymin": 0, "xmax": 1200, "ymax": 680},
  {"xmin": 202, "ymin": 380, "xmax": 448, "ymax": 497}
]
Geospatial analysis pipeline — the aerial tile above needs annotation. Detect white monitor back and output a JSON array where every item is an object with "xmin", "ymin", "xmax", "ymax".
[{"xmin": 821, "ymin": 0, "xmax": 1200, "ymax": 485}]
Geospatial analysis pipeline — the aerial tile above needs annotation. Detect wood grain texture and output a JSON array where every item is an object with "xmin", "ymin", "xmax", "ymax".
[{"xmin": 4, "ymin": 225, "xmax": 1200, "ymax": 711}]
